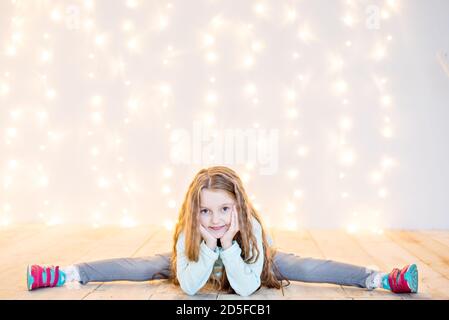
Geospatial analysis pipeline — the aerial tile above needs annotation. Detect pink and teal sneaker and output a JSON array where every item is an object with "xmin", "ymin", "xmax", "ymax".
[
  {"xmin": 381, "ymin": 263, "xmax": 418, "ymax": 293},
  {"xmin": 27, "ymin": 264, "xmax": 66, "ymax": 291}
]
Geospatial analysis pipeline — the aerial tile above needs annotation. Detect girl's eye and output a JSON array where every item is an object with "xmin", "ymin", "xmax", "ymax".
[
  {"xmin": 200, "ymin": 209, "xmax": 210, "ymax": 215},
  {"xmin": 222, "ymin": 206, "xmax": 230, "ymax": 213}
]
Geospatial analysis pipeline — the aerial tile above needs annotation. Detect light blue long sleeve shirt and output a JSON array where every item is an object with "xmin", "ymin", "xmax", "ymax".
[{"xmin": 176, "ymin": 217, "xmax": 272, "ymax": 297}]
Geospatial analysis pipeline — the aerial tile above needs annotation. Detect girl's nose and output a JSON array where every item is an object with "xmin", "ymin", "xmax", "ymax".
[{"xmin": 211, "ymin": 212, "xmax": 221, "ymax": 224}]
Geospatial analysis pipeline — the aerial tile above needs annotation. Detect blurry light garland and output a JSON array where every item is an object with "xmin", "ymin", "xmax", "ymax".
[{"xmin": 0, "ymin": 0, "xmax": 401, "ymax": 233}]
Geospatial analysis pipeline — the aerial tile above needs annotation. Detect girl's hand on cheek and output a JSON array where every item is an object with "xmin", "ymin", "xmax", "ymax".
[
  {"xmin": 220, "ymin": 205, "xmax": 240, "ymax": 250},
  {"xmin": 199, "ymin": 224, "xmax": 217, "ymax": 251}
]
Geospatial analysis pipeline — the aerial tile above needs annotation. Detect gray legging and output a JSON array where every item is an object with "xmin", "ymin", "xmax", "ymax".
[{"xmin": 75, "ymin": 251, "xmax": 375, "ymax": 289}]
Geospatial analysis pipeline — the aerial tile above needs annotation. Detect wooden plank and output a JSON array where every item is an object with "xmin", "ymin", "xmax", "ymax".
[
  {"xmin": 309, "ymin": 230, "xmax": 405, "ymax": 300},
  {"xmin": 229, "ymin": 228, "xmax": 348, "ymax": 300},
  {"xmin": 398, "ymin": 231, "xmax": 449, "ymax": 274},
  {"xmin": 350, "ymin": 230, "xmax": 447, "ymax": 299},
  {"xmin": 1, "ymin": 224, "xmax": 100, "ymax": 294},
  {"xmin": 11, "ymin": 225, "xmax": 154, "ymax": 299},
  {"xmin": 3, "ymin": 226, "xmax": 448, "ymax": 300},
  {"xmin": 419, "ymin": 231, "xmax": 449, "ymax": 249}
]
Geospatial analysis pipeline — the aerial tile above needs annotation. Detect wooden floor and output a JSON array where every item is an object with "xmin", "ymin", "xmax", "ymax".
[{"xmin": 1, "ymin": 224, "xmax": 449, "ymax": 300}]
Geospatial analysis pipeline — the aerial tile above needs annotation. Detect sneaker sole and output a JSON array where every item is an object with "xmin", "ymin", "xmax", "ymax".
[
  {"xmin": 404, "ymin": 263, "xmax": 418, "ymax": 293},
  {"xmin": 26, "ymin": 264, "xmax": 32, "ymax": 291}
]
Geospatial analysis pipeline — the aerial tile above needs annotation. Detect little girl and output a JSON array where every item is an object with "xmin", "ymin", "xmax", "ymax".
[{"xmin": 27, "ymin": 166, "xmax": 418, "ymax": 296}]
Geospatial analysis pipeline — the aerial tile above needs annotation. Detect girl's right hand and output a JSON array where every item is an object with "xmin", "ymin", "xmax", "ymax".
[{"xmin": 199, "ymin": 224, "xmax": 217, "ymax": 251}]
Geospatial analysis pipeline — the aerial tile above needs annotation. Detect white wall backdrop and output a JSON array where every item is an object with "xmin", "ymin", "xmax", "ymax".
[{"xmin": 1, "ymin": 0, "xmax": 448, "ymax": 231}]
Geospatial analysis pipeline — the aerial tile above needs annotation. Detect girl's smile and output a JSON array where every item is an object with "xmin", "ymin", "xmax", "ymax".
[{"xmin": 209, "ymin": 225, "xmax": 225, "ymax": 231}]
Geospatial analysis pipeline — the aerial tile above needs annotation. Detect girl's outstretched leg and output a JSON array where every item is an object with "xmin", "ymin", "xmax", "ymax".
[
  {"xmin": 272, "ymin": 251, "xmax": 375, "ymax": 289},
  {"xmin": 27, "ymin": 252, "xmax": 172, "ymax": 290},
  {"xmin": 75, "ymin": 252, "xmax": 172, "ymax": 285},
  {"xmin": 273, "ymin": 251, "xmax": 418, "ymax": 293}
]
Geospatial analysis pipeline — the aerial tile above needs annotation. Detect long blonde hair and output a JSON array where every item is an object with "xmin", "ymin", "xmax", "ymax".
[{"xmin": 169, "ymin": 166, "xmax": 289, "ymax": 294}]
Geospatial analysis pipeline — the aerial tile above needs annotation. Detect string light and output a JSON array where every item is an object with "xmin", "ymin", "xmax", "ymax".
[
  {"xmin": 0, "ymin": 82, "xmax": 10, "ymax": 95},
  {"xmin": 0, "ymin": 1, "xmax": 401, "ymax": 233}
]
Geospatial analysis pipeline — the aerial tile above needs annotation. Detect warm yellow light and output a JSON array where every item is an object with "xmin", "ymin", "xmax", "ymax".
[
  {"xmin": 126, "ymin": 0, "xmax": 139, "ymax": 8},
  {"xmin": 6, "ymin": 127, "xmax": 17, "ymax": 138},
  {"xmin": 11, "ymin": 32, "xmax": 23, "ymax": 44},
  {"xmin": 285, "ymin": 89, "xmax": 296, "ymax": 102},
  {"xmin": 46, "ymin": 216, "xmax": 63, "ymax": 226},
  {"xmin": 163, "ymin": 219, "xmax": 174, "ymax": 230},
  {"xmin": 91, "ymin": 111, "xmax": 103, "ymax": 124},
  {"xmin": 50, "ymin": 9, "xmax": 62, "ymax": 22},
  {"xmin": 370, "ymin": 171, "xmax": 383, "ymax": 183},
  {"xmin": 9, "ymin": 109, "xmax": 22, "ymax": 121},
  {"xmin": 340, "ymin": 149, "xmax": 355, "ymax": 165},
  {"xmin": 381, "ymin": 157, "xmax": 395, "ymax": 170},
  {"xmin": 339, "ymin": 116, "xmax": 352, "ymax": 131},
  {"xmin": 84, "ymin": 0, "xmax": 94, "ymax": 10},
  {"xmin": 40, "ymin": 50, "xmax": 52, "ymax": 63},
  {"xmin": 127, "ymin": 98, "xmax": 139, "ymax": 110},
  {"xmin": 342, "ymin": 14, "xmax": 356, "ymax": 27},
  {"xmin": 381, "ymin": 95, "xmax": 392, "ymax": 106},
  {"xmin": 254, "ymin": 3, "xmax": 268, "ymax": 16},
  {"xmin": 251, "ymin": 41, "xmax": 264, "ymax": 53},
  {"xmin": 346, "ymin": 223, "xmax": 359, "ymax": 234},
  {"xmin": 206, "ymin": 51, "xmax": 218, "ymax": 63},
  {"xmin": 285, "ymin": 7, "xmax": 297, "ymax": 22},
  {"xmin": 6, "ymin": 45, "xmax": 17, "ymax": 56},
  {"xmin": 205, "ymin": 92, "xmax": 218, "ymax": 105},
  {"xmin": 381, "ymin": 126, "xmax": 393, "ymax": 138},
  {"xmin": 333, "ymin": 80, "xmax": 348, "ymax": 94},
  {"xmin": 203, "ymin": 34, "xmax": 215, "ymax": 47},
  {"xmin": 159, "ymin": 15, "xmax": 168, "ymax": 29},
  {"xmin": 287, "ymin": 169, "xmax": 299, "ymax": 179},
  {"xmin": 163, "ymin": 167, "xmax": 173, "ymax": 178},
  {"xmin": 210, "ymin": 15, "xmax": 224, "ymax": 29},
  {"xmin": 162, "ymin": 185, "xmax": 171, "ymax": 194},
  {"xmin": 0, "ymin": 82, "xmax": 10, "ymax": 95},
  {"xmin": 98, "ymin": 177, "xmax": 110, "ymax": 189},
  {"xmin": 378, "ymin": 188, "xmax": 388, "ymax": 198},
  {"xmin": 286, "ymin": 107, "xmax": 298, "ymax": 119},
  {"xmin": 373, "ymin": 44, "xmax": 386, "ymax": 60},
  {"xmin": 293, "ymin": 189, "xmax": 303, "ymax": 198},
  {"xmin": 121, "ymin": 213, "xmax": 137, "ymax": 228},
  {"xmin": 90, "ymin": 147, "xmax": 99, "ymax": 157},
  {"xmin": 122, "ymin": 20, "xmax": 135, "ymax": 32},
  {"xmin": 38, "ymin": 176, "xmax": 49, "ymax": 187},
  {"xmin": 297, "ymin": 146, "xmax": 308, "ymax": 157},
  {"xmin": 8, "ymin": 160, "xmax": 18, "ymax": 170},
  {"xmin": 127, "ymin": 37, "xmax": 140, "ymax": 51},
  {"xmin": 168, "ymin": 199, "xmax": 176, "ymax": 208},
  {"xmin": 0, "ymin": 216, "xmax": 11, "ymax": 227},
  {"xmin": 245, "ymin": 83, "xmax": 257, "ymax": 96},
  {"xmin": 286, "ymin": 202, "xmax": 296, "ymax": 213},
  {"xmin": 298, "ymin": 25, "xmax": 314, "ymax": 43},
  {"xmin": 243, "ymin": 55, "xmax": 254, "ymax": 67},
  {"xmin": 95, "ymin": 34, "xmax": 107, "ymax": 46},
  {"xmin": 159, "ymin": 84, "xmax": 171, "ymax": 95}
]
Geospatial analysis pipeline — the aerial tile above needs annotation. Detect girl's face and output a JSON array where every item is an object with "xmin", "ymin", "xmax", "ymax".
[{"xmin": 198, "ymin": 188, "xmax": 235, "ymax": 239}]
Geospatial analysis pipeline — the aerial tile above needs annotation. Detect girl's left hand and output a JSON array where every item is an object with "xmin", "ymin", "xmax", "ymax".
[{"xmin": 220, "ymin": 204, "xmax": 240, "ymax": 250}]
